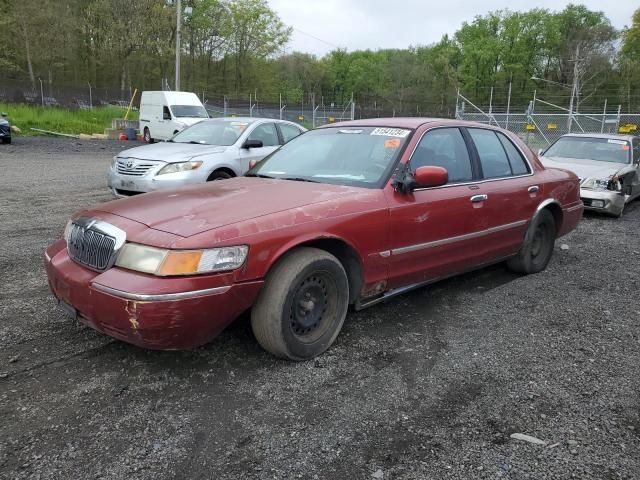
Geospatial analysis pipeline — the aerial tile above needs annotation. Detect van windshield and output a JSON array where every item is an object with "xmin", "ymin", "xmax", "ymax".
[{"xmin": 171, "ymin": 105, "xmax": 208, "ymax": 118}]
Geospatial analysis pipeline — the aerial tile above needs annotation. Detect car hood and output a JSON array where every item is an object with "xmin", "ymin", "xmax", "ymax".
[
  {"xmin": 94, "ymin": 177, "xmax": 363, "ymax": 237},
  {"xmin": 540, "ymin": 156, "xmax": 627, "ymax": 180},
  {"xmin": 117, "ymin": 143, "xmax": 227, "ymax": 162}
]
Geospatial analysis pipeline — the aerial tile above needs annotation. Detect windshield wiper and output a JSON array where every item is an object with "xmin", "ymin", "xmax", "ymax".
[
  {"xmin": 281, "ymin": 177, "xmax": 319, "ymax": 183},
  {"xmin": 246, "ymin": 173, "xmax": 276, "ymax": 179}
]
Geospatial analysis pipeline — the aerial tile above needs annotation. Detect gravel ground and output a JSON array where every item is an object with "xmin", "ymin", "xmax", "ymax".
[{"xmin": 0, "ymin": 137, "xmax": 639, "ymax": 480}]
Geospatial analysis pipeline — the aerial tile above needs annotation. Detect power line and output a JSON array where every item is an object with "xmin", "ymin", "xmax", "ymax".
[{"xmin": 292, "ymin": 27, "xmax": 341, "ymax": 50}]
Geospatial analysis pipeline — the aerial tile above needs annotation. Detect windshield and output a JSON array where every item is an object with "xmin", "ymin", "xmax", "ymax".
[
  {"xmin": 250, "ymin": 126, "xmax": 411, "ymax": 187},
  {"xmin": 171, "ymin": 120, "xmax": 250, "ymax": 146},
  {"xmin": 544, "ymin": 137, "xmax": 631, "ymax": 164},
  {"xmin": 171, "ymin": 104, "xmax": 208, "ymax": 118}
]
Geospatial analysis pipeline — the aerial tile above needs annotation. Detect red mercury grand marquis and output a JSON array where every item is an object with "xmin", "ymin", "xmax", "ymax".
[{"xmin": 45, "ymin": 118, "xmax": 583, "ymax": 360}]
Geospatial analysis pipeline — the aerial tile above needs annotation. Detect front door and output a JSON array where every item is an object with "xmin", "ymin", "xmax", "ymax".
[
  {"xmin": 238, "ymin": 122, "xmax": 281, "ymax": 173},
  {"xmin": 385, "ymin": 127, "xmax": 491, "ymax": 289}
]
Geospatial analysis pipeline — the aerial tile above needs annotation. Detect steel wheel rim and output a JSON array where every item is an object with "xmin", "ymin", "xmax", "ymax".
[{"xmin": 289, "ymin": 271, "xmax": 335, "ymax": 341}]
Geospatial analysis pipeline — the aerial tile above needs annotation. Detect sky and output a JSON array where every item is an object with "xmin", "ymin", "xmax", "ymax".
[{"xmin": 268, "ymin": 0, "xmax": 635, "ymax": 57}]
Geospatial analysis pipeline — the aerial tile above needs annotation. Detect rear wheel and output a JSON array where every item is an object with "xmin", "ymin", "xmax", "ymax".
[
  {"xmin": 143, "ymin": 127, "xmax": 153, "ymax": 144},
  {"xmin": 251, "ymin": 247, "xmax": 349, "ymax": 361},
  {"xmin": 507, "ymin": 209, "xmax": 556, "ymax": 274}
]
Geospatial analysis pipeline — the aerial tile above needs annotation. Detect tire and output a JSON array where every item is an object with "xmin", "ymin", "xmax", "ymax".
[
  {"xmin": 507, "ymin": 209, "xmax": 557, "ymax": 274},
  {"xmin": 143, "ymin": 127, "xmax": 153, "ymax": 144},
  {"xmin": 207, "ymin": 170, "xmax": 232, "ymax": 181},
  {"xmin": 251, "ymin": 247, "xmax": 349, "ymax": 361},
  {"xmin": 2, "ymin": 137, "xmax": 10, "ymax": 144}
]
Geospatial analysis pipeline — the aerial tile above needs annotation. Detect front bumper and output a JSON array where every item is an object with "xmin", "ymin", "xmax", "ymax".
[
  {"xmin": 44, "ymin": 240, "xmax": 263, "ymax": 350},
  {"xmin": 0, "ymin": 124, "xmax": 10, "ymax": 139},
  {"xmin": 580, "ymin": 188, "xmax": 625, "ymax": 216},
  {"xmin": 107, "ymin": 168, "xmax": 206, "ymax": 198}
]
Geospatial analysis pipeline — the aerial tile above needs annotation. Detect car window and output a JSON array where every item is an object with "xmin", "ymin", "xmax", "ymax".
[
  {"xmin": 410, "ymin": 128, "xmax": 472, "ymax": 183},
  {"xmin": 163, "ymin": 106, "xmax": 172, "ymax": 120},
  {"xmin": 634, "ymin": 140, "xmax": 640, "ymax": 164},
  {"xmin": 543, "ymin": 136, "xmax": 631, "ymax": 164},
  {"xmin": 497, "ymin": 132, "xmax": 530, "ymax": 175},
  {"xmin": 248, "ymin": 123, "xmax": 279, "ymax": 147},
  {"xmin": 279, "ymin": 124, "xmax": 303, "ymax": 144},
  {"xmin": 468, "ymin": 128, "xmax": 513, "ymax": 179}
]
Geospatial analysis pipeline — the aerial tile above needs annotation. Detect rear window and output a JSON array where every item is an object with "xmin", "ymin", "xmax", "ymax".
[
  {"xmin": 544, "ymin": 137, "xmax": 631, "ymax": 164},
  {"xmin": 468, "ymin": 128, "xmax": 512, "ymax": 179},
  {"xmin": 497, "ymin": 133, "xmax": 530, "ymax": 175}
]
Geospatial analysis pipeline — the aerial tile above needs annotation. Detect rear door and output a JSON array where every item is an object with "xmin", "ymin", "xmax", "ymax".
[
  {"xmin": 385, "ymin": 126, "xmax": 492, "ymax": 288},
  {"xmin": 238, "ymin": 122, "xmax": 281, "ymax": 173},
  {"xmin": 465, "ymin": 127, "xmax": 538, "ymax": 259}
]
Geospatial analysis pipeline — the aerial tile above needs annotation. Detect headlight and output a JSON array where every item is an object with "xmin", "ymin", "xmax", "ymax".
[
  {"xmin": 63, "ymin": 220, "xmax": 73, "ymax": 242},
  {"xmin": 114, "ymin": 243, "xmax": 248, "ymax": 276},
  {"xmin": 156, "ymin": 161, "xmax": 203, "ymax": 176},
  {"xmin": 581, "ymin": 178, "xmax": 610, "ymax": 191}
]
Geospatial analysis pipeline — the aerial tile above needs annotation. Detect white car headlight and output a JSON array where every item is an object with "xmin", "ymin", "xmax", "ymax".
[
  {"xmin": 581, "ymin": 178, "xmax": 610, "ymax": 191},
  {"xmin": 156, "ymin": 161, "xmax": 203, "ymax": 176},
  {"xmin": 114, "ymin": 243, "xmax": 248, "ymax": 276}
]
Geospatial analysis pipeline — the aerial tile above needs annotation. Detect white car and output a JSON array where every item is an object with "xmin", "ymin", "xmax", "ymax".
[
  {"xmin": 539, "ymin": 133, "xmax": 640, "ymax": 217},
  {"xmin": 108, "ymin": 117, "xmax": 306, "ymax": 197}
]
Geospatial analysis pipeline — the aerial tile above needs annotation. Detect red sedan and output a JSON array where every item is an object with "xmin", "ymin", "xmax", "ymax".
[{"xmin": 45, "ymin": 118, "xmax": 583, "ymax": 360}]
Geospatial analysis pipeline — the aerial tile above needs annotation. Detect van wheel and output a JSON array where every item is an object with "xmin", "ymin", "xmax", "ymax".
[
  {"xmin": 251, "ymin": 247, "xmax": 349, "ymax": 361},
  {"xmin": 507, "ymin": 209, "xmax": 556, "ymax": 274},
  {"xmin": 143, "ymin": 127, "xmax": 153, "ymax": 143},
  {"xmin": 207, "ymin": 170, "xmax": 232, "ymax": 181}
]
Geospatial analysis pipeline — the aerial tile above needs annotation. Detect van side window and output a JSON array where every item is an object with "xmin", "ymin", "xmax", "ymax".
[
  {"xmin": 410, "ymin": 128, "xmax": 473, "ymax": 183},
  {"xmin": 163, "ymin": 106, "xmax": 171, "ymax": 120}
]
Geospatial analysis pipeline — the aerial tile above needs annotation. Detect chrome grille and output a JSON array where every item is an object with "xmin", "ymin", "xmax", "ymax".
[
  {"xmin": 116, "ymin": 158, "xmax": 156, "ymax": 176},
  {"xmin": 66, "ymin": 218, "xmax": 126, "ymax": 271}
]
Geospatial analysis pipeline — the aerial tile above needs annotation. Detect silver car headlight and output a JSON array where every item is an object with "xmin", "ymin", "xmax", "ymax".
[
  {"xmin": 581, "ymin": 177, "xmax": 620, "ymax": 191},
  {"xmin": 156, "ymin": 161, "xmax": 203, "ymax": 176},
  {"xmin": 114, "ymin": 243, "xmax": 248, "ymax": 276}
]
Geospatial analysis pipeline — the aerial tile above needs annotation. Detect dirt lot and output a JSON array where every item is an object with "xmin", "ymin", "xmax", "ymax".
[{"xmin": 0, "ymin": 137, "xmax": 639, "ymax": 480}]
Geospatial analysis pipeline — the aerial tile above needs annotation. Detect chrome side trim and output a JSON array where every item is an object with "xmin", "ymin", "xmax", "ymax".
[
  {"xmin": 378, "ymin": 250, "xmax": 391, "ymax": 258},
  {"xmin": 91, "ymin": 283, "xmax": 231, "ymax": 302},
  {"xmin": 391, "ymin": 220, "xmax": 527, "ymax": 256},
  {"xmin": 566, "ymin": 204, "xmax": 583, "ymax": 213}
]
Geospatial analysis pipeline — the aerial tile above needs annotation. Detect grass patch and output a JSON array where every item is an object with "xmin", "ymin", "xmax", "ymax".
[{"xmin": 0, "ymin": 103, "xmax": 139, "ymax": 136}]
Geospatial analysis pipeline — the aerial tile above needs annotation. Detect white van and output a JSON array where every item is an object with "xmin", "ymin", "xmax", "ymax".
[{"xmin": 139, "ymin": 91, "xmax": 209, "ymax": 143}]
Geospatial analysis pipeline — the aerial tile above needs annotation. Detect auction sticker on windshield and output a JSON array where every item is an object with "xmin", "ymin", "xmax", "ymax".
[{"xmin": 370, "ymin": 128, "xmax": 410, "ymax": 138}]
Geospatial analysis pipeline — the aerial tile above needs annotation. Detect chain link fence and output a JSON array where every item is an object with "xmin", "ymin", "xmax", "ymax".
[{"xmin": 456, "ymin": 90, "xmax": 640, "ymax": 149}]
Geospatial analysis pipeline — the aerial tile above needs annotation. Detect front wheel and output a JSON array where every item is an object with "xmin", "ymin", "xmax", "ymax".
[
  {"xmin": 507, "ymin": 209, "xmax": 556, "ymax": 274},
  {"xmin": 143, "ymin": 127, "xmax": 153, "ymax": 144},
  {"xmin": 251, "ymin": 247, "xmax": 349, "ymax": 361}
]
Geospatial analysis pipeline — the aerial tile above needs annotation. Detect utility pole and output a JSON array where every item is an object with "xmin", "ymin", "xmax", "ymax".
[
  {"xmin": 567, "ymin": 44, "xmax": 580, "ymax": 133},
  {"xmin": 175, "ymin": 0, "xmax": 182, "ymax": 91}
]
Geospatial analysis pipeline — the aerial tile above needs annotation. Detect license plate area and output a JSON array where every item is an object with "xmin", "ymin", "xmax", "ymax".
[{"xmin": 120, "ymin": 179, "xmax": 140, "ymax": 190}]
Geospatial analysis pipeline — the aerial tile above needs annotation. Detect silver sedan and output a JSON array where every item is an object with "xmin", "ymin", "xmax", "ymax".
[
  {"xmin": 540, "ymin": 133, "xmax": 640, "ymax": 217},
  {"xmin": 108, "ymin": 117, "xmax": 306, "ymax": 197}
]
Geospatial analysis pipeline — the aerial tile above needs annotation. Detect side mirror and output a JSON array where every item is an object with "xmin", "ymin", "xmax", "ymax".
[
  {"xmin": 414, "ymin": 166, "xmax": 448, "ymax": 188},
  {"xmin": 243, "ymin": 139, "xmax": 263, "ymax": 149},
  {"xmin": 1, "ymin": 112, "xmax": 7, "ymax": 118},
  {"xmin": 248, "ymin": 159, "xmax": 258, "ymax": 169},
  {"xmin": 163, "ymin": 111, "xmax": 171, "ymax": 120}
]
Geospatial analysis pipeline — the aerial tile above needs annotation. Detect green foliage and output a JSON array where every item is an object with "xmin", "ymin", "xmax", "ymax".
[{"xmin": 0, "ymin": 104, "xmax": 138, "ymax": 135}]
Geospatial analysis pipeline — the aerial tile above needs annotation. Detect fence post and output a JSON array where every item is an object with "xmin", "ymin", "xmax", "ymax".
[
  {"xmin": 88, "ymin": 82, "xmax": 93, "ymax": 109},
  {"xmin": 616, "ymin": 104, "xmax": 622, "ymax": 132},
  {"xmin": 505, "ymin": 81, "xmax": 512, "ymax": 129},
  {"xmin": 39, "ymin": 78, "xmax": 44, "ymax": 107},
  {"xmin": 601, "ymin": 98, "xmax": 607, "ymax": 133},
  {"xmin": 350, "ymin": 93, "xmax": 355, "ymax": 120},
  {"xmin": 223, "ymin": 95, "xmax": 228, "ymax": 116}
]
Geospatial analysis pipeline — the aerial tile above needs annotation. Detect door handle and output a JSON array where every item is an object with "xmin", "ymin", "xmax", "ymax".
[
  {"xmin": 528, "ymin": 185, "xmax": 540, "ymax": 193},
  {"xmin": 470, "ymin": 194, "xmax": 488, "ymax": 203}
]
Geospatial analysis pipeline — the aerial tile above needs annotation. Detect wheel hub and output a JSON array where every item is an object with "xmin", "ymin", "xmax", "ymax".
[{"xmin": 290, "ymin": 276, "xmax": 328, "ymax": 335}]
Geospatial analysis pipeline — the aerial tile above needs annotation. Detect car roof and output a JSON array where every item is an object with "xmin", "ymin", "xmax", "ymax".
[
  {"xmin": 560, "ymin": 133, "xmax": 636, "ymax": 142},
  {"xmin": 201, "ymin": 116, "xmax": 298, "ymax": 124},
  {"xmin": 323, "ymin": 117, "xmax": 505, "ymax": 130}
]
